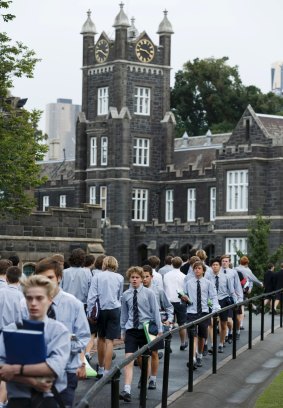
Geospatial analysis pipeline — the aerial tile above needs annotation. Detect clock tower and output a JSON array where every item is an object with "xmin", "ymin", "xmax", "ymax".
[{"xmin": 76, "ymin": 4, "xmax": 175, "ymax": 271}]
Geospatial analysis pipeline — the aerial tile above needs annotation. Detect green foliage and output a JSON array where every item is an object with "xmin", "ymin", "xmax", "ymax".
[
  {"xmin": 0, "ymin": 0, "xmax": 47, "ymax": 217},
  {"xmin": 171, "ymin": 57, "xmax": 283, "ymax": 136}
]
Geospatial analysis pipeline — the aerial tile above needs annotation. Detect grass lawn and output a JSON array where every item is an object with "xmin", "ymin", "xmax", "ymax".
[{"xmin": 254, "ymin": 371, "xmax": 283, "ymax": 408}]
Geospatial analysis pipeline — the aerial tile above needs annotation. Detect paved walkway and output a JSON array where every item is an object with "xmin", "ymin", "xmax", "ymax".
[
  {"xmin": 75, "ymin": 315, "xmax": 282, "ymax": 407},
  {"xmin": 167, "ymin": 327, "xmax": 283, "ymax": 408}
]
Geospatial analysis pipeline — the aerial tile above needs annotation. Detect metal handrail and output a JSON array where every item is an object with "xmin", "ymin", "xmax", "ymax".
[{"xmin": 76, "ymin": 288, "xmax": 283, "ymax": 408}]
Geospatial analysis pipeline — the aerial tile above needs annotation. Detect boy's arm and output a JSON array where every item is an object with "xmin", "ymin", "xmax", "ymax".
[
  {"xmin": 150, "ymin": 292, "xmax": 163, "ymax": 334},
  {"xmin": 120, "ymin": 293, "xmax": 128, "ymax": 339}
]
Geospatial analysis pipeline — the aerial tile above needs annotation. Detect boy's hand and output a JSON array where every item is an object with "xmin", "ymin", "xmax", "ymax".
[
  {"xmin": 31, "ymin": 377, "xmax": 54, "ymax": 392},
  {"xmin": 0, "ymin": 364, "xmax": 21, "ymax": 381}
]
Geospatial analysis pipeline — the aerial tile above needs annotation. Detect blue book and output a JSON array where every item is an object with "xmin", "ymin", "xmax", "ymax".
[{"xmin": 3, "ymin": 328, "xmax": 47, "ymax": 364}]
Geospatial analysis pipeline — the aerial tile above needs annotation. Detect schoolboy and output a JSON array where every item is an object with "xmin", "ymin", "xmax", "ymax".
[
  {"xmin": 119, "ymin": 266, "xmax": 163, "ymax": 403},
  {"xmin": 33, "ymin": 258, "xmax": 90, "ymax": 408},
  {"xmin": 142, "ymin": 265, "xmax": 173, "ymax": 390},
  {"xmin": 0, "ymin": 275, "xmax": 71, "ymax": 408},
  {"xmin": 182, "ymin": 261, "xmax": 220, "ymax": 368}
]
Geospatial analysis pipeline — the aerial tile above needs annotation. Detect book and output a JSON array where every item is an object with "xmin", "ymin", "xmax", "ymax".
[
  {"xmin": 3, "ymin": 328, "xmax": 47, "ymax": 365},
  {"xmin": 143, "ymin": 321, "xmax": 157, "ymax": 344}
]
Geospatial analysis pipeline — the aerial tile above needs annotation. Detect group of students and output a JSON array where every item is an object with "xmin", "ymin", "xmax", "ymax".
[{"xmin": 0, "ymin": 248, "xmax": 269, "ymax": 407}]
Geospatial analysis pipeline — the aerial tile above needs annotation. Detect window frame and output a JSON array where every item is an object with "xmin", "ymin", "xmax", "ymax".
[
  {"xmin": 225, "ymin": 238, "xmax": 247, "ymax": 267},
  {"xmin": 165, "ymin": 189, "xmax": 174, "ymax": 222},
  {"xmin": 59, "ymin": 195, "xmax": 66, "ymax": 208},
  {"xmin": 134, "ymin": 87, "xmax": 151, "ymax": 116},
  {"xmin": 187, "ymin": 188, "xmax": 196, "ymax": 222},
  {"xmin": 90, "ymin": 137, "xmax": 97, "ymax": 166},
  {"xmin": 100, "ymin": 186, "xmax": 107, "ymax": 220},
  {"xmin": 226, "ymin": 170, "xmax": 248, "ymax": 212},
  {"xmin": 132, "ymin": 188, "xmax": 148, "ymax": 221},
  {"xmin": 43, "ymin": 196, "xmax": 49, "ymax": 212},
  {"xmin": 101, "ymin": 137, "xmax": 108, "ymax": 166},
  {"xmin": 210, "ymin": 187, "xmax": 216, "ymax": 221},
  {"xmin": 133, "ymin": 138, "xmax": 150, "ymax": 166},
  {"xmin": 97, "ymin": 87, "xmax": 109, "ymax": 116},
  {"xmin": 89, "ymin": 186, "xmax": 96, "ymax": 205}
]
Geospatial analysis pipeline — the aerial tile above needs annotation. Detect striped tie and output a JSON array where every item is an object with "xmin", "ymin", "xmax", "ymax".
[
  {"xmin": 133, "ymin": 289, "xmax": 139, "ymax": 329},
  {"xmin": 215, "ymin": 275, "xmax": 219, "ymax": 292},
  {"xmin": 197, "ymin": 280, "xmax": 202, "ymax": 314},
  {"xmin": 47, "ymin": 303, "xmax": 56, "ymax": 320}
]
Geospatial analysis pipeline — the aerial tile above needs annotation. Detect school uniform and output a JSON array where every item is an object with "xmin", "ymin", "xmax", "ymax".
[
  {"xmin": 0, "ymin": 317, "xmax": 70, "ymax": 407},
  {"xmin": 120, "ymin": 285, "xmax": 162, "ymax": 353},
  {"xmin": 220, "ymin": 267, "xmax": 243, "ymax": 317},
  {"xmin": 0, "ymin": 285, "xmax": 24, "ymax": 330},
  {"xmin": 0, "ymin": 278, "xmax": 7, "ymax": 288},
  {"xmin": 206, "ymin": 272, "xmax": 237, "ymax": 321},
  {"xmin": 61, "ymin": 266, "xmax": 92, "ymax": 305}
]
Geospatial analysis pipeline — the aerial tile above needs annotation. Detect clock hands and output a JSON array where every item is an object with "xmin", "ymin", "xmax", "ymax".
[{"xmin": 138, "ymin": 48, "xmax": 152, "ymax": 56}]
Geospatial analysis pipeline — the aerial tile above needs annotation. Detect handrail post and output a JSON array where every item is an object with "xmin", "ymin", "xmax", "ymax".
[
  {"xmin": 111, "ymin": 369, "xmax": 121, "ymax": 408},
  {"xmin": 248, "ymin": 302, "xmax": 252, "ymax": 349},
  {"xmin": 232, "ymin": 307, "xmax": 237, "ymax": 359},
  {"xmin": 140, "ymin": 353, "xmax": 149, "ymax": 408},
  {"xmin": 271, "ymin": 295, "xmax": 275, "ymax": 334},
  {"xmin": 188, "ymin": 327, "xmax": 194, "ymax": 392},
  {"xmin": 161, "ymin": 334, "xmax": 172, "ymax": 408},
  {"xmin": 260, "ymin": 297, "xmax": 265, "ymax": 341},
  {"xmin": 212, "ymin": 315, "xmax": 218, "ymax": 374}
]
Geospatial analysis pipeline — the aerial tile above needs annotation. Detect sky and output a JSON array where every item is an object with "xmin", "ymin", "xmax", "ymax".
[{"xmin": 3, "ymin": 0, "xmax": 283, "ymax": 131}]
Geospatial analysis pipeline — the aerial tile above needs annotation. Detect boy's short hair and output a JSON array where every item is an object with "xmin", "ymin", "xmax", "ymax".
[
  {"xmin": 189, "ymin": 256, "xmax": 200, "ymax": 266},
  {"xmin": 210, "ymin": 258, "xmax": 221, "ymax": 266},
  {"xmin": 267, "ymin": 263, "xmax": 274, "ymax": 270},
  {"xmin": 147, "ymin": 256, "xmax": 160, "ymax": 269},
  {"xmin": 142, "ymin": 265, "xmax": 153, "ymax": 276},
  {"xmin": 94, "ymin": 254, "xmax": 106, "ymax": 270},
  {"xmin": 85, "ymin": 254, "xmax": 95, "ymax": 268},
  {"xmin": 51, "ymin": 254, "xmax": 64, "ymax": 264},
  {"xmin": 126, "ymin": 266, "xmax": 145, "ymax": 280},
  {"xmin": 22, "ymin": 275, "xmax": 56, "ymax": 299},
  {"xmin": 6, "ymin": 266, "xmax": 22, "ymax": 284},
  {"xmin": 8, "ymin": 255, "xmax": 20, "ymax": 266},
  {"xmin": 221, "ymin": 254, "xmax": 230, "ymax": 262},
  {"xmin": 240, "ymin": 256, "xmax": 249, "ymax": 266},
  {"xmin": 196, "ymin": 249, "xmax": 207, "ymax": 261},
  {"xmin": 69, "ymin": 248, "xmax": 86, "ymax": 267},
  {"xmin": 172, "ymin": 256, "xmax": 182, "ymax": 269},
  {"xmin": 0, "ymin": 259, "xmax": 12, "ymax": 276},
  {"xmin": 35, "ymin": 258, "xmax": 63, "ymax": 279},
  {"xmin": 164, "ymin": 255, "xmax": 173, "ymax": 265},
  {"xmin": 193, "ymin": 260, "xmax": 206, "ymax": 272},
  {"xmin": 180, "ymin": 254, "xmax": 188, "ymax": 262},
  {"xmin": 102, "ymin": 256, "xmax": 118, "ymax": 272}
]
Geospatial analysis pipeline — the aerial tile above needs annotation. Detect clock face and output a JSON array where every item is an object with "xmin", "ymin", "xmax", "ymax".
[
  {"xmin": 95, "ymin": 39, "xmax": 109, "ymax": 63},
  {"xmin": 135, "ymin": 39, "xmax": 155, "ymax": 63}
]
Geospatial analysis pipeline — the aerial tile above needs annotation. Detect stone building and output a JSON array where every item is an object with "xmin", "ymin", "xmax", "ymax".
[{"xmin": 33, "ymin": 6, "xmax": 283, "ymax": 273}]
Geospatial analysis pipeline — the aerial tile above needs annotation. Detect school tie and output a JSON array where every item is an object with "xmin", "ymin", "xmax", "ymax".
[
  {"xmin": 197, "ymin": 280, "xmax": 202, "ymax": 314},
  {"xmin": 215, "ymin": 275, "xmax": 219, "ymax": 292},
  {"xmin": 47, "ymin": 303, "xmax": 56, "ymax": 320},
  {"xmin": 133, "ymin": 289, "xmax": 139, "ymax": 329},
  {"xmin": 224, "ymin": 269, "xmax": 227, "ymax": 274}
]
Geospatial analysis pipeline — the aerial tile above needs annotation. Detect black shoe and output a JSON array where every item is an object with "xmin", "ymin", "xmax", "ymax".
[
  {"xmin": 203, "ymin": 344, "xmax": 208, "ymax": 356},
  {"xmin": 228, "ymin": 334, "xmax": 233, "ymax": 344},
  {"xmin": 225, "ymin": 335, "xmax": 228, "ymax": 343},
  {"xmin": 96, "ymin": 373, "xmax": 103, "ymax": 380},
  {"xmin": 236, "ymin": 333, "xmax": 240, "ymax": 340},
  {"xmin": 196, "ymin": 357, "xmax": 202, "ymax": 367},
  {"xmin": 148, "ymin": 379, "xmax": 156, "ymax": 390},
  {"xmin": 119, "ymin": 391, "xmax": 131, "ymax": 402},
  {"xmin": 186, "ymin": 361, "xmax": 198, "ymax": 370},
  {"xmin": 208, "ymin": 347, "xmax": 214, "ymax": 354},
  {"xmin": 180, "ymin": 342, "xmax": 188, "ymax": 351},
  {"xmin": 218, "ymin": 345, "xmax": 224, "ymax": 353},
  {"xmin": 240, "ymin": 326, "xmax": 245, "ymax": 330},
  {"xmin": 158, "ymin": 351, "xmax": 163, "ymax": 360}
]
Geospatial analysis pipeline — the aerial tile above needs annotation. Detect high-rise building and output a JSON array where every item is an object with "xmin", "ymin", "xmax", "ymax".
[
  {"xmin": 271, "ymin": 61, "xmax": 283, "ymax": 95},
  {"xmin": 45, "ymin": 98, "xmax": 81, "ymax": 160}
]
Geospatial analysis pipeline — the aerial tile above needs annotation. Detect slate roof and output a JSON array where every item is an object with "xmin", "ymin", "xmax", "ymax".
[{"xmin": 38, "ymin": 160, "xmax": 75, "ymax": 181}]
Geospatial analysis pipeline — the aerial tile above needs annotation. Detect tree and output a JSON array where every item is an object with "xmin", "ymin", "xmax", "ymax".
[
  {"xmin": 171, "ymin": 57, "xmax": 283, "ymax": 137},
  {"xmin": 0, "ymin": 1, "xmax": 47, "ymax": 217}
]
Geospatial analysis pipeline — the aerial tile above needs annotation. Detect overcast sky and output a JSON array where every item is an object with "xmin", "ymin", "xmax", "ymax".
[{"xmin": 4, "ymin": 0, "xmax": 283, "ymax": 131}]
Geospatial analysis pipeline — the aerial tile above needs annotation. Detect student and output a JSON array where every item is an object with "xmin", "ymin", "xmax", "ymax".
[
  {"xmin": 0, "ymin": 260, "xmax": 11, "ymax": 288},
  {"xmin": 147, "ymin": 256, "xmax": 163, "ymax": 289},
  {"xmin": 206, "ymin": 258, "xmax": 237, "ymax": 353},
  {"xmin": 61, "ymin": 248, "xmax": 92, "ymax": 307},
  {"xmin": 33, "ymin": 258, "xmax": 90, "ymax": 407},
  {"xmin": 142, "ymin": 265, "xmax": 173, "ymax": 390},
  {"xmin": 119, "ymin": 266, "xmax": 162, "ymax": 403},
  {"xmin": 0, "ymin": 275, "xmax": 71, "ymax": 408},
  {"xmin": 182, "ymin": 261, "xmax": 220, "ymax": 368},
  {"xmin": 87, "ymin": 256, "xmax": 124, "ymax": 378}
]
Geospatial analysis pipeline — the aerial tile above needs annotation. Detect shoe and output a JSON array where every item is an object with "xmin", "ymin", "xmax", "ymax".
[
  {"xmin": 148, "ymin": 379, "xmax": 156, "ymax": 390},
  {"xmin": 96, "ymin": 373, "xmax": 103, "ymax": 380},
  {"xmin": 196, "ymin": 357, "xmax": 202, "ymax": 367},
  {"xmin": 119, "ymin": 391, "xmax": 131, "ymax": 403},
  {"xmin": 236, "ymin": 333, "xmax": 240, "ymax": 340},
  {"xmin": 186, "ymin": 361, "xmax": 198, "ymax": 370},
  {"xmin": 240, "ymin": 326, "xmax": 245, "ymax": 330},
  {"xmin": 169, "ymin": 347, "xmax": 173, "ymax": 353},
  {"xmin": 225, "ymin": 335, "xmax": 228, "ymax": 343},
  {"xmin": 158, "ymin": 351, "xmax": 163, "ymax": 360},
  {"xmin": 208, "ymin": 347, "xmax": 214, "ymax": 354},
  {"xmin": 180, "ymin": 342, "xmax": 188, "ymax": 351},
  {"xmin": 112, "ymin": 351, "xmax": 116, "ymax": 360},
  {"xmin": 228, "ymin": 334, "xmax": 233, "ymax": 344},
  {"xmin": 203, "ymin": 344, "xmax": 208, "ymax": 356},
  {"xmin": 85, "ymin": 354, "xmax": 91, "ymax": 363},
  {"xmin": 218, "ymin": 345, "xmax": 224, "ymax": 353}
]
